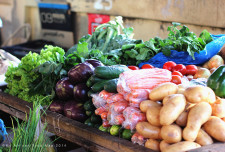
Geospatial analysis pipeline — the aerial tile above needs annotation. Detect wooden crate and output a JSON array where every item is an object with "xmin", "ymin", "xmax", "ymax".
[{"xmin": 0, "ymin": 91, "xmax": 225, "ymax": 152}]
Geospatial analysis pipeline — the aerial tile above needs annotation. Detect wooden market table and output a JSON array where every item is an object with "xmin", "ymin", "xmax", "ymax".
[{"xmin": 0, "ymin": 91, "xmax": 225, "ymax": 152}]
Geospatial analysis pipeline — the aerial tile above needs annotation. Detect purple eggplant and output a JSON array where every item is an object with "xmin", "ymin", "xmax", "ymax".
[
  {"xmin": 63, "ymin": 101, "xmax": 87, "ymax": 122},
  {"xmin": 55, "ymin": 77, "xmax": 74, "ymax": 100},
  {"xmin": 49, "ymin": 100, "xmax": 65, "ymax": 114},
  {"xmin": 85, "ymin": 59, "xmax": 104, "ymax": 68},
  {"xmin": 73, "ymin": 83, "xmax": 90, "ymax": 102},
  {"xmin": 68, "ymin": 62, "xmax": 94, "ymax": 85}
]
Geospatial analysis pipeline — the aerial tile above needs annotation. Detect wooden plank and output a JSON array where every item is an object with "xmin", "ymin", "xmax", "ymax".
[
  {"xmin": 1, "ymin": 92, "xmax": 225, "ymax": 152},
  {"xmin": 0, "ymin": 92, "xmax": 151, "ymax": 152},
  {"xmin": 189, "ymin": 143, "xmax": 225, "ymax": 152},
  {"xmin": 42, "ymin": 110, "xmax": 151, "ymax": 152},
  {"xmin": 0, "ymin": 102, "xmax": 26, "ymax": 120},
  {"xmin": 25, "ymin": 0, "xmax": 225, "ymax": 28},
  {"xmin": 66, "ymin": 0, "xmax": 225, "ymax": 28},
  {"xmin": 0, "ymin": 102, "xmax": 112, "ymax": 152},
  {"xmin": 46, "ymin": 124, "xmax": 113, "ymax": 152}
]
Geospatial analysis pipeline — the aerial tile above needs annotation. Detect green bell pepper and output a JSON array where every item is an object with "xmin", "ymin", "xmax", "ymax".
[{"xmin": 207, "ymin": 65, "xmax": 225, "ymax": 98}]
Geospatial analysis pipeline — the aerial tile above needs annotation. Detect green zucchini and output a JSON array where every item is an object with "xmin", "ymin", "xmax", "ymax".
[
  {"xmin": 86, "ymin": 111, "xmax": 93, "ymax": 117},
  {"xmin": 94, "ymin": 123, "xmax": 101, "ymax": 129},
  {"xmin": 90, "ymin": 114, "xmax": 102, "ymax": 124},
  {"xmin": 94, "ymin": 65, "xmax": 130, "ymax": 79},
  {"xmin": 84, "ymin": 100, "xmax": 95, "ymax": 111},
  {"xmin": 104, "ymin": 78, "xmax": 118, "ymax": 93},
  {"xmin": 91, "ymin": 80, "xmax": 109, "ymax": 92},
  {"xmin": 86, "ymin": 76, "xmax": 93, "ymax": 87},
  {"xmin": 84, "ymin": 118, "xmax": 94, "ymax": 127},
  {"xmin": 87, "ymin": 90, "xmax": 95, "ymax": 98},
  {"xmin": 86, "ymin": 75, "xmax": 105, "ymax": 87}
]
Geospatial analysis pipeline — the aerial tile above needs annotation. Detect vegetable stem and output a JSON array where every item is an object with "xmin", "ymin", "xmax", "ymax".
[{"xmin": 102, "ymin": 27, "xmax": 115, "ymax": 53}]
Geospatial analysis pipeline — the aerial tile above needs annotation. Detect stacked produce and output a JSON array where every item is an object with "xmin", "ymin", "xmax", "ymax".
[
  {"xmin": 50, "ymin": 59, "xmax": 104, "ymax": 124},
  {"xmin": 4, "ymin": 45, "xmax": 66, "ymax": 105},
  {"xmin": 133, "ymin": 82, "xmax": 225, "ymax": 152},
  {"xmin": 3, "ymin": 16, "xmax": 225, "ymax": 152}
]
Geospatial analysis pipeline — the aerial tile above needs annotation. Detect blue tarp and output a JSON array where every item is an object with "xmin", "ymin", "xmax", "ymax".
[
  {"xmin": 0, "ymin": 119, "xmax": 7, "ymax": 144},
  {"xmin": 139, "ymin": 35, "xmax": 225, "ymax": 68}
]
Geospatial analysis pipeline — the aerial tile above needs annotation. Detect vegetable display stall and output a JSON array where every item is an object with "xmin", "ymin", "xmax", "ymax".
[
  {"xmin": 0, "ymin": 91, "xmax": 225, "ymax": 152},
  {"xmin": 0, "ymin": 91, "xmax": 149, "ymax": 152},
  {"xmin": 1, "ymin": 17, "xmax": 225, "ymax": 152}
]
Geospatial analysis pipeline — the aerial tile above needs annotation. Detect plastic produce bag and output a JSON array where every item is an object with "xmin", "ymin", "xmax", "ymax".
[
  {"xmin": 107, "ymin": 99, "xmax": 128, "ymax": 125},
  {"xmin": 139, "ymin": 35, "xmax": 225, "ymax": 68},
  {"xmin": 124, "ymin": 89, "xmax": 151, "ymax": 107},
  {"xmin": 106, "ymin": 93, "xmax": 125, "ymax": 104},
  {"xmin": 131, "ymin": 132, "xmax": 147, "ymax": 146},
  {"xmin": 92, "ymin": 90, "xmax": 115, "ymax": 108},
  {"xmin": 117, "ymin": 69, "xmax": 171, "ymax": 107},
  {"xmin": 118, "ymin": 69, "xmax": 172, "ymax": 93},
  {"xmin": 122, "ymin": 107, "xmax": 146, "ymax": 130}
]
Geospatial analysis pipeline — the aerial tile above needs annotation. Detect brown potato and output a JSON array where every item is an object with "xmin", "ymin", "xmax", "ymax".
[
  {"xmin": 145, "ymin": 139, "xmax": 160, "ymax": 151},
  {"xmin": 195, "ymin": 129, "xmax": 213, "ymax": 146},
  {"xmin": 146, "ymin": 106, "xmax": 161, "ymax": 126},
  {"xmin": 162, "ymin": 95, "xmax": 172, "ymax": 105},
  {"xmin": 177, "ymin": 84, "xmax": 186, "ymax": 94},
  {"xmin": 140, "ymin": 100, "xmax": 162, "ymax": 113},
  {"xmin": 163, "ymin": 141, "xmax": 201, "ymax": 152},
  {"xmin": 202, "ymin": 62, "xmax": 209, "ymax": 69},
  {"xmin": 149, "ymin": 82, "xmax": 178, "ymax": 101},
  {"xmin": 159, "ymin": 140, "xmax": 170, "ymax": 152},
  {"xmin": 211, "ymin": 98, "xmax": 225, "ymax": 118},
  {"xmin": 204, "ymin": 116, "xmax": 225, "ymax": 142},
  {"xmin": 183, "ymin": 85, "xmax": 216, "ymax": 104},
  {"xmin": 207, "ymin": 55, "xmax": 224, "ymax": 70},
  {"xmin": 161, "ymin": 124, "xmax": 182, "ymax": 144},
  {"xmin": 175, "ymin": 102, "xmax": 194, "ymax": 127},
  {"xmin": 176, "ymin": 111, "xmax": 188, "ymax": 127},
  {"xmin": 183, "ymin": 102, "xmax": 212, "ymax": 141},
  {"xmin": 193, "ymin": 68, "xmax": 211, "ymax": 79},
  {"xmin": 136, "ymin": 122, "xmax": 161, "ymax": 139},
  {"xmin": 160, "ymin": 94, "xmax": 186, "ymax": 125}
]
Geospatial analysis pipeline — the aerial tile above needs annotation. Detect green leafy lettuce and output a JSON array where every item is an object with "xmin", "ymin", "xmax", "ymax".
[{"xmin": 5, "ymin": 45, "xmax": 65, "ymax": 105}]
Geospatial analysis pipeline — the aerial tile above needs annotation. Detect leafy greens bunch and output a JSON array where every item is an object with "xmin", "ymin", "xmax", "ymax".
[
  {"xmin": 5, "ymin": 45, "xmax": 65, "ymax": 106},
  {"xmin": 111, "ymin": 22, "xmax": 213, "ymax": 65},
  {"xmin": 155, "ymin": 22, "xmax": 213, "ymax": 59},
  {"xmin": 10, "ymin": 101, "xmax": 54, "ymax": 152},
  {"xmin": 65, "ymin": 16, "xmax": 137, "ymax": 67},
  {"xmin": 66, "ymin": 21, "xmax": 213, "ymax": 67}
]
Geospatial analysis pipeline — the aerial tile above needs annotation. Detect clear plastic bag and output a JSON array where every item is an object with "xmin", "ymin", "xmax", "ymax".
[
  {"xmin": 124, "ymin": 89, "xmax": 151, "ymax": 108},
  {"xmin": 131, "ymin": 132, "xmax": 147, "ymax": 146},
  {"xmin": 92, "ymin": 90, "xmax": 115, "ymax": 108},
  {"xmin": 107, "ymin": 100, "xmax": 129, "ymax": 125},
  {"xmin": 122, "ymin": 107, "xmax": 146, "ymax": 130},
  {"xmin": 117, "ymin": 69, "xmax": 171, "ymax": 108},
  {"xmin": 118, "ymin": 68, "xmax": 172, "ymax": 93}
]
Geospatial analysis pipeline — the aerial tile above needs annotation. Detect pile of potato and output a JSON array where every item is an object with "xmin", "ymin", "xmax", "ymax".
[{"xmin": 137, "ymin": 82, "xmax": 225, "ymax": 152}]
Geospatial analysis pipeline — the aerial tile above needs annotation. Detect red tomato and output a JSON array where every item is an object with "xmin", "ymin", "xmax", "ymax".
[
  {"xmin": 141, "ymin": 64, "xmax": 154, "ymax": 69},
  {"xmin": 186, "ymin": 65, "xmax": 198, "ymax": 76},
  {"xmin": 173, "ymin": 64, "xmax": 187, "ymax": 75},
  {"xmin": 171, "ymin": 75, "xmax": 182, "ymax": 85},
  {"xmin": 172, "ymin": 71, "xmax": 183, "ymax": 77},
  {"xmin": 128, "ymin": 66, "xmax": 139, "ymax": 70},
  {"xmin": 163, "ymin": 61, "xmax": 177, "ymax": 71}
]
